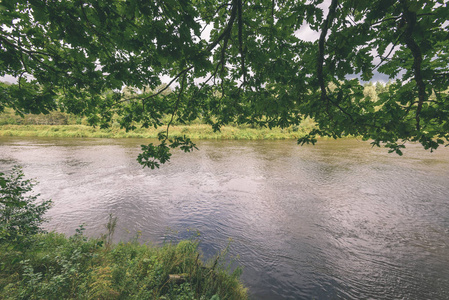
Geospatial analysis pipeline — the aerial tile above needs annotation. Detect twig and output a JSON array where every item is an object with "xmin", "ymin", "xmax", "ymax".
[
  {"xmin": 165, "ymin": 73, "xmax": 187, "ymax": 138},
  {"xmin": 373, "ymin": 32, "xmax": 404, "ymax": 70}
]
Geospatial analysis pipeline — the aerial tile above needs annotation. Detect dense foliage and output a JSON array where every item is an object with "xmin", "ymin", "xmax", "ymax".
[
  {"xmin": 1, "ymin": 0, "xmax": 448, "ymax": 165},
  {"xmin": 1, "ymin": 233, "xmax": 247, "ymax": 299},
  {"xmin": 0, "ymin": 166, "xmax": 52, "ymax": 246}
]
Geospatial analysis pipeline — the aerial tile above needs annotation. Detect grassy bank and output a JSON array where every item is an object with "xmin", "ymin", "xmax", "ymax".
[
  {"xmin": 0, "ymin": 122, "xmax": 315, "ymax": 140},
  {"xmin": 0, "ymin": 167, "xmax": 247, "ymax": 299},
  {"xmin": 0, "ymin": 232, "xmax": 247, "ymax": 299}
]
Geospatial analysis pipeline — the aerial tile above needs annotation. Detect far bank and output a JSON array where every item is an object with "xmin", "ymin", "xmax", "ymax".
[{"xmin": 0, "ymin": 123, "xmax": 315, "ymax": 140}]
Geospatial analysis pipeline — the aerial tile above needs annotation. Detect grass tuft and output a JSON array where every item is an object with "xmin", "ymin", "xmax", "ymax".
[{"xmin": 0, "ymin": 232, "xmax": 248, "ymax": 299}]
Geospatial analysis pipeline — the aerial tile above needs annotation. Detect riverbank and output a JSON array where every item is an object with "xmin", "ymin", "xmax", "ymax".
[
  {"xmin": 0, "ymin": 123, "xmax": 315, "ymax": 140},
  {"xmin": 0, "ymin": 166, "xmax": 247, "ymax": 299},
  {"xmin": 0, "ymin": 232, "xmax": 247, "ymax": 299}
]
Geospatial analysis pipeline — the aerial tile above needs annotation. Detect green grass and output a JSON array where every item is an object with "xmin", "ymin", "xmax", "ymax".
[
  {"xmin": 0, "ymin": 121, "xmax": 316, "ymax": 140},
  {"xmin": 0, "ymin": 108, "xmax": 316, "ymax": 140},
  {"xmin": 0, "ymin": 231, "xmax": 247, "ymax": 300}
]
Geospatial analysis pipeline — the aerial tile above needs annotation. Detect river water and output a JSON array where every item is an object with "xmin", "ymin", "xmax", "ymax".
[{"xmin": 1, "ymin": 137, "xmax": 449, "ymax": 299}]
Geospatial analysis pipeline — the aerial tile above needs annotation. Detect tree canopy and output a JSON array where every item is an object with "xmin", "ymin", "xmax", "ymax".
[{"xmin": 1, "ymin": 0, "xmax": 448, "ymax": 167}]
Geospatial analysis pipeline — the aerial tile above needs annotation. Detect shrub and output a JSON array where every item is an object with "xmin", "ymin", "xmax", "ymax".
[{"xmin": 0, "ymin": 166, "xmax": 52, "ymax": 246}]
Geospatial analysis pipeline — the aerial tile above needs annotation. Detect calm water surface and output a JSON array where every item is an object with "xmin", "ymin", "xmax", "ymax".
[{"xmin": 1, "ymin": 137, "xmax": 449, "ymax": 299}]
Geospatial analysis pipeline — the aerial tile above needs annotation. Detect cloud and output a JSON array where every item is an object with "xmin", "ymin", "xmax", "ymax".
[
  {"xmin": 295, "ymin": 23, "xmax": 319, "ymax": 42},
  {"xmin": 0, "ymin": 75, "xmax": 17, "ymax": 84}
]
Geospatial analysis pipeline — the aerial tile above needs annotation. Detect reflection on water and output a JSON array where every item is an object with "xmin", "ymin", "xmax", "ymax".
[{"xmin": 1, "ymin": 137, "xmax": 449, "ymax": 299}]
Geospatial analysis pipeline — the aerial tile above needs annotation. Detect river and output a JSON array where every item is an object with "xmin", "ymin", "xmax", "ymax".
[{"xmin": 1, "ymin": 137, "xmax": 449, "ymax": 299}]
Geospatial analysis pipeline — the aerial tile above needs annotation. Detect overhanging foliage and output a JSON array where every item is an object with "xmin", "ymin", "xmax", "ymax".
[{"xmin": 1, "ymin": 0, "xmax": 448, "ymax": 166}]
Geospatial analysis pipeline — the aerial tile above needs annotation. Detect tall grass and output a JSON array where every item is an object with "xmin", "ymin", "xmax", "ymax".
[
  {"xmin": 0, "ymin": 230, "xmax": 247, "ymax": 299},
  {"xmin": 0, "ymin": 120, "xmax": 316, "ymax": 140}
]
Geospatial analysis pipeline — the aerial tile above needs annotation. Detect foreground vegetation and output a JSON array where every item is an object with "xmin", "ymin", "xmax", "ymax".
[
  {"xmin": 0, "ymin": 233, "xmax": 247, "ymax": 300},
  {"xmin": 3, "ymin": 1, "xmax": 448, "ymax": 164},
  {"xmin": 0, "ymin": 168, "xmax": 248, "ymax": 299}
]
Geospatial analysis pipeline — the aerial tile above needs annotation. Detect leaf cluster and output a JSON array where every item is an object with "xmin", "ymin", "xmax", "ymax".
[
  {"xmin": 0, "ymin": 166, "xmax": 52, "ymax": 247},
  {"xmin": 2, "ymin": 0, "xmax": 449, "ymax": 166}
]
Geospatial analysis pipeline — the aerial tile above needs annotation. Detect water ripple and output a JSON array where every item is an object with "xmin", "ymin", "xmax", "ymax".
[{"xmin": 1, "ymin": 137, "xmax": 449, "ymax": 299}]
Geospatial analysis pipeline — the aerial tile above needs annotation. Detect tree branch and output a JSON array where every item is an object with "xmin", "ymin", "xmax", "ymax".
[
  {"xmin": 0, "ymin": 35, "xmax": 52, "ymax": 57},
  {"xmin": 400, "ymin": 0, "xmax": 426, "ymax": 131},
  {"xmin": 238, "ymin": 0, "xmax": 246, "ymax": 83},
  {"xmin": 373, "ymin": 31, "xmax": 404, "ymax": 70},
  {"xmin": 317, "ymin": 0, "xmax": 338, "ymax": 104},
  {"xmin": 371, "ymin": 16, "xmax": 401, "ymax": 26},
  {"xmin": 117, "ymin": 66, "xmax": 193, "ymax": 105},
  {"xmin": 204, "ymin": 0, "xmax": 238, "ymax": 53}
]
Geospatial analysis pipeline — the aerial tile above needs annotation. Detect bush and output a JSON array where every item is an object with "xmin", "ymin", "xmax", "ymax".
[
  {"xmin": 0, "ymin": 166, "xmax": 52, "ymax": 246},
  {"xmin": 0, "ymin": 109, "xmax": 70, "ymax": 125}
]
